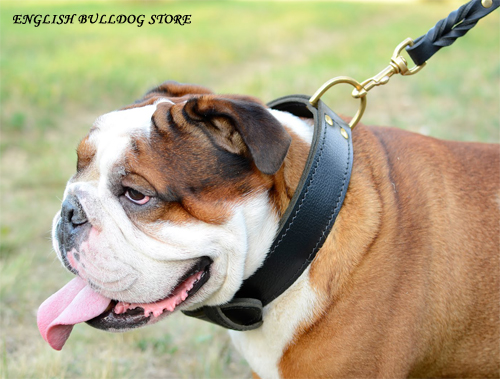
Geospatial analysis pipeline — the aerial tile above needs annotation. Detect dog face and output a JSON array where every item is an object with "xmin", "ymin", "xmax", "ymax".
[{"xmin": 50, "ymin": 82, "xmax": 292, "ymax": 332}]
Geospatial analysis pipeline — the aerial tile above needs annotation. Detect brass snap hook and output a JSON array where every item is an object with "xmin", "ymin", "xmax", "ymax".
[
  {"xmin": 309, "ymin": 76, "xmax": 367, "ymax": 129},
  {"xmin": 309, "ymin": 38, "xmax": 426, "ymax": 129},
  {"xmin": 352, "ymin": 38, "xmax": 426, "ymax": 99}
]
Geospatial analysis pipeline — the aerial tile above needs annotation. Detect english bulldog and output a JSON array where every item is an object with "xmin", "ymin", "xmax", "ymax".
[{"xmin": 38, "ymin": 81, "xmax": 499, "ymax": 378}]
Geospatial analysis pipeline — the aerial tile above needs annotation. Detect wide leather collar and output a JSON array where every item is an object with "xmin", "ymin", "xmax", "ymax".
[{"xmin": 183, "ymin": 95, "xmax": 354, "ymax": 331}]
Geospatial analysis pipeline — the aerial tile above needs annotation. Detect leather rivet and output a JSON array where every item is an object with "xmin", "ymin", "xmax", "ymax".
[
  {"xmin": 340, "ymin": 128, "xmax": 349, "ymax": 139},
  {"xmin": 325, "ymin": 114, "xmax": 333, "ymax": 126},
  {"xmin": 481, "ymin": 0, "xmax": 492, "ymax": 7}
]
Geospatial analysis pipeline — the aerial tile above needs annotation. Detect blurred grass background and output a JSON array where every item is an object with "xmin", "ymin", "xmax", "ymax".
[{"xmin": 0, "ymin": 1, "xmax": 498, "ymax": 378}]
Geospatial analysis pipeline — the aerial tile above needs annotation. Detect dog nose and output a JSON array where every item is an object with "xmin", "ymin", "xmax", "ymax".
[{"xmin": 61, "ymin": 194, "xmax": 88, "ymax": 227}]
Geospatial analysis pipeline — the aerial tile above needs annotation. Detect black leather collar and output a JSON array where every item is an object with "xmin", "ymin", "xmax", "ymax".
[{"xmin": 183, "ymin": 95, "xmax": 353, "ymax": 331}]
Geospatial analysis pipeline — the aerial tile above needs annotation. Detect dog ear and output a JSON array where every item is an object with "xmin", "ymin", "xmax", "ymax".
[
  {"xmin": 145, "ymin": 81, "xmax": 213, "ymax": 99},
  {"xmin": 178, "ymin": 95, "xmax": 292, "ymax": 175}
]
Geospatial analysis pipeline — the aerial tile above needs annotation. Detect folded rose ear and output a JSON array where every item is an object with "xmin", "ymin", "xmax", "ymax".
[{"xmin": 179, "ymin": 95, "xmax": 291, "ymax": 175}]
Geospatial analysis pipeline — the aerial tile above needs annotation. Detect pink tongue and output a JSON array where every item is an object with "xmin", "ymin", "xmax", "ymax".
[{"xmin": 37, "ymin": 277, "xmax": 111, "ymax": 351}]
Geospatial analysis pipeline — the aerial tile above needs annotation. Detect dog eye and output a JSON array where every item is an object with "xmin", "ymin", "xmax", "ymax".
[{"xmin": 124, "ymin": 188, "xmax": 150, "ymax": 205}]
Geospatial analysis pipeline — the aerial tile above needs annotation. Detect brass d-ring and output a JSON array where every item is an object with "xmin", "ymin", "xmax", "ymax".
[{"xmin": 309, "ymin": 76, "xmax": 367, "ymax": 129}]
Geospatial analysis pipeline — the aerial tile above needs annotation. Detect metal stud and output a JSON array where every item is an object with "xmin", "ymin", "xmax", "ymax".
[
  {"xmin": 340, "ymin": 128, "xmax": 349, "ymax": 140},
  {"xmin": 482, "ymin": 0, "xmax": 492, "ymax": 7},
  {"xmin": 325, "ymin": 114, "xmax": 333, "ymax": 126}
]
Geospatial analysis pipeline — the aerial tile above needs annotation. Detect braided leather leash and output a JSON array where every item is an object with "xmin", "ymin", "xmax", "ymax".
[{"xmin": 407, "ymin": 0, "xmax": 500, "ymax": 66}]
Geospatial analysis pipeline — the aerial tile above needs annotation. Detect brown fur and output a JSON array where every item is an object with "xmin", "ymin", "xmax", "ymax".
[{"xmin": 279, "ymin": 125, "xmax": 500, "ymax": 378}]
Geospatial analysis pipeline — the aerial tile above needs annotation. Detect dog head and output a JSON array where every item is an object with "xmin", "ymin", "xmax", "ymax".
[{"xmin": 39, "ymin": 82, "xmax": 294, "ymax": 349}]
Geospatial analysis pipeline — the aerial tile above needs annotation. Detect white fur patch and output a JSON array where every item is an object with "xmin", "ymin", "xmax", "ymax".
[
  {"xmin": 268, "ymin": 109, "xmax": 313, "ymax": 144},
  {"xmin": 90, "ymin": 101, "xmax": 172, "ymax": 183}
]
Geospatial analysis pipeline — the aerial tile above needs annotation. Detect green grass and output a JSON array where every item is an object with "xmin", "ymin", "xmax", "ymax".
[{"xmin": 0, "ymin": 1, "xmax": 499, "ymax": 378}]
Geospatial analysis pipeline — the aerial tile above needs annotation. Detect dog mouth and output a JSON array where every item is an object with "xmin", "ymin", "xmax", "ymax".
[
  {"xmin": 37, "ymin": 256, "xmax": 212, "ymax": 350},
  {"xmin": 86, "ymin": 257, "xmax": 212, "ymax": 331}
]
